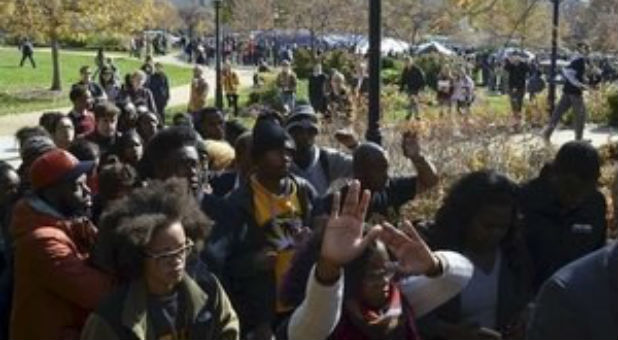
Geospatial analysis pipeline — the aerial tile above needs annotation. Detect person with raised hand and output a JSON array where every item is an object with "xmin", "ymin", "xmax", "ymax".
[{"xmin": 285, "ymin": 181, "xmax": 473, "ymax": 340}]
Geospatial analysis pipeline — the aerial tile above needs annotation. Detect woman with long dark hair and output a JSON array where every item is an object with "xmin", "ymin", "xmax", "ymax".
[
  {"xmin": 419, "ymin": 170, "xmax": 534, "ymax": 340},
  {"xmin": 99, "ymin": 66, "xmax": 121, "ymax": 102}
]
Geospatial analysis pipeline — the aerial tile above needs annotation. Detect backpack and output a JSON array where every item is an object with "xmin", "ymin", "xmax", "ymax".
[{"xmin": 528, "ymin": 74, "xmax": 546, "ymax": 94}]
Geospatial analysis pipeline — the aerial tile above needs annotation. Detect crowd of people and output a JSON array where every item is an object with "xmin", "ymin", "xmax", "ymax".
[
  {"xmin": 393, "ymin": 42, "xmax": 618, "ymax": 142},
  {"xmin": 181, "ymin": 35, "xmax": 300, "ymax": 68},
  {"xmin": 0, "ymin": 41, "xmax": 617, "ymax": 340}
]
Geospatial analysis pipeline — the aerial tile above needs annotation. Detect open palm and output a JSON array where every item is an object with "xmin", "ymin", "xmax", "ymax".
[
  {"xmin": 380, "ymin": 221, "xmax": 438, "ymax": 276},
  {"xmin": 320, "ymin": 180, "xmax": 382, "ymax": 267}
]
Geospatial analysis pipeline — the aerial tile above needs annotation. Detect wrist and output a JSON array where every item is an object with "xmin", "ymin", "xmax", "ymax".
[
  {"xmin": 425, "ymin": 254, "xmax": 443, "ymax": 278},
  {"xmin": 315, "ymin": 257, "xmax": 342, "ymax": 286},
  {"xmin": 408, "ymin": 153, "xmax": 424, "ymax": 162}
]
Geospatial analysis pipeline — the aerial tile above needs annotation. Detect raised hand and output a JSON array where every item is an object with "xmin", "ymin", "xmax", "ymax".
[
  {"xmin": 334, "ymin": 129, "xmax": 359, "ymax": 150},
  {"xmin": 320, "ymin": 180, "xmax": 381, "ymax": 267},
  {"xmin": 379, "ymin": 220, "xmax": 440, "ymax": 276},
  {"xmin": 402, "ymin": 131, "xmax": 421, "ymax": 159}
]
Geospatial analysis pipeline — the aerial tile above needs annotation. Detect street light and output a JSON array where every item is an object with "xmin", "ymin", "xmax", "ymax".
[
  {"xmin": 366, "ymin": 0, "xmax": 382, "ymax": 145},
  {"xmin": 548, "ymin": 0, "xmax": 560, "ymax": 116},
  {"xmin": 214, "ymin": 0, "xmax": 224, "ymax": 110}
]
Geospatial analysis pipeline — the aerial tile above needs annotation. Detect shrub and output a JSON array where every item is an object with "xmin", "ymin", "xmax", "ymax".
[
  {"xmin": 382, "ymin": 69, "xmax": 401, "ymax": 86},
  {"xmin": 293, "ymin": 48, "xmax": 316, "ymax": 80},
  {"xmin": 563, "ymin": 84, "xmax": 618, "ymax": 126},
  {"xmin": 607, "ymin": 87, "xmax": 618, "ymax": 127},
  {"xmin": 59, "ymin": 34, "xmax": 128, "ymax": 51},
  {"xmin": 415, "ymin": 53, "xmax": 451, "ymax": 89},
  {"xmin": 322, "ymin": 49, "xmax": 357, "ymax": 81},
  {"xmin": 84, "ymin": 35, "xmax": 128, "ymax": 51},
  {"xmin": 382, "ymin": 56, "xmax": 398, "ymax": 70},
  {"xmin": 245, "ymin": 73, "xmax": 309, "ymax": 111},
  {"xmin": 246, "ymin": 73, "xmax": 282, "ymax": 110},
  {"xmin": 293, "ymin": 48, "xmax": 357, "ymax": 82}
]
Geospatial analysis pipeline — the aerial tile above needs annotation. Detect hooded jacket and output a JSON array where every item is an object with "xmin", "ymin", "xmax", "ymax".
[
  {"xmin": 81, "ymin": 274, "xmax": 239, "ymax": 340},
  {"xmin": 520, "ymin": 167, "xmax": 607, "ymax": 289},
  {"xmin": 9, "ymin": 195, "xmax": 113, "ymax": 340}
]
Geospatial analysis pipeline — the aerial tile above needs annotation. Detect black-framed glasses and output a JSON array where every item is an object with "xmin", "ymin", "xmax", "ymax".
[{"xmin": 144, "ymin": 239, "xmax": 194, "ymax": 264}]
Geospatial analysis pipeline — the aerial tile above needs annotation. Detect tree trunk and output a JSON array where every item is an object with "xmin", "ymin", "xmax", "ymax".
[{"xmin": 50, "ymin": 37, "xmax": 61, "ymax": 91}]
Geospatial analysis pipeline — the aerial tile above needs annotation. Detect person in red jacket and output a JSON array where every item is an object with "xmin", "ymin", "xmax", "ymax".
[{"xmin": 9, "ymin": 148, "xmax": 113, "ymax": 340}]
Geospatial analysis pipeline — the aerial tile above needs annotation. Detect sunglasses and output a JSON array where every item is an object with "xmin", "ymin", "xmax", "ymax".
[{"xmin": 144, "ymin": 239, "xmax": 194, "ymax": 264}]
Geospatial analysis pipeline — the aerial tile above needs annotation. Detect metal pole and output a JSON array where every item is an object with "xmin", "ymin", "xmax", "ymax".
[
  {"xmin": 215, "ymin": 0, "xmax": 224, "ymax": 109},
  {"xmin": 548, "ymin": 0, "xmax": 560, "ymax": 116},
  {"xmin": 366, "ymin": 0, "xmax": 382, "ymax": 145}
]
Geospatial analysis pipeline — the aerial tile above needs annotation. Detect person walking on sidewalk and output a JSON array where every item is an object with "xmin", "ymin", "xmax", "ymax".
[
  {"xmin": 18, "ymin": 38, "xmax": 36, "ymax": 68},
  {"xmin": 276, "ymin": 60, "xmax": 298, "ymax": 114},
  {"xmin": 222, "ymin": 62, "xmax": 240, "ymax": 116},
  {"xmin": 148, "ymin": 62, "xmax": 171, "ymax": 117},
  {"xmin": 400, "ymin": 57, "xmax": 426, "ymax": 120},
  {"xmin": 504, "ymin": 51, "xmax": 530, "ymax": 129},
  {"xmin": 542, "ymin": 43, "xmax": 591, "ymax": 142},
  {"xmin": 188, "ymin": 65, "xmax": 209, "ymax": 114}
]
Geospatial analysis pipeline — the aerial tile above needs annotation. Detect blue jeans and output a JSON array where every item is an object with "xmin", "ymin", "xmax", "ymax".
[{"xmin": 280, "ymin": 92, "xmax": 296, "ymax": 113}]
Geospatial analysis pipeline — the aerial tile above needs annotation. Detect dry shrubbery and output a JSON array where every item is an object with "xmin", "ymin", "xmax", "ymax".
[{"xmin": 318, "ymin": 90, "xmax": 618, "ymax": 238}]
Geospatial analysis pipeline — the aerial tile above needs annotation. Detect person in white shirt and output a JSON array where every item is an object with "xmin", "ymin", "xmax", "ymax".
[{"xmin": 281, "ymin": 180, "xmax": 473, "ymax": 340}]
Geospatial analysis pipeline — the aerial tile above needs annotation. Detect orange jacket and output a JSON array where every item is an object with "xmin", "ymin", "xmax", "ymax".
[
  {"xmin": 9, "ymin": 196, "xmax": 114, "ymax": 340},
  {"xmin": 223, "ymin": 70, "xmax": 240, "ymax": 94}
]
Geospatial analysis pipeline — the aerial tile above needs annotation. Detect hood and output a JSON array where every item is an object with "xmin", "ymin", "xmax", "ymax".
[
  {"xmin": 521, "ymin": 167, "xmax": 561, "ymax": 213},
  {"xmin": 10, "ymin": 194, "xmax": 67, "ymax": 241}
]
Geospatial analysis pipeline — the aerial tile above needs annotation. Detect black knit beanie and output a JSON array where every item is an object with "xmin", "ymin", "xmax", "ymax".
[{"xmin": 251, "ymin": 117, "xmax": 295, "ymax": 161}]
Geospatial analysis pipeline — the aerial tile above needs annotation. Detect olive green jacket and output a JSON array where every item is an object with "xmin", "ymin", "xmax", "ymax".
[{"xmin": 81, "ymin": 274, "xmax": 239, "ymax": 340}]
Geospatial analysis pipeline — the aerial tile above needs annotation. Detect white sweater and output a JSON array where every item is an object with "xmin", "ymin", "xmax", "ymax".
[{"xmin": 287, "ymin": 251, "xmax": 473, "ymax": 340}]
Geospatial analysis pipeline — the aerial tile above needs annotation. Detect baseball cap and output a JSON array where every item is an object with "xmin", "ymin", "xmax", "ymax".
[
  {"xmin": 286, "ymin": 105, "xmax": 319, "ymax": 133},
  {"xmin": 30, "ymin": 149, "xmax": 95, "ymax": 190}
]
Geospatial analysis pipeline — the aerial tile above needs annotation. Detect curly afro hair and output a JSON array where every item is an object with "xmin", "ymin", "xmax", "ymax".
[{"xmin": 93, "ymin": 178, "xmax": 212, "ymax": 281}]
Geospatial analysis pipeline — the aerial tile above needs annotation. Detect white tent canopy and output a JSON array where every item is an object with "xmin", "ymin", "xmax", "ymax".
[
  {"xmin": 415, "ymin": 41, "xmax": 456, "ymax": 56},
  {"xmin": 494, "ymin": 47, "xmax": 536, "ymax": 61},
  {"xmin": 354, "ymin": 37, "xmax": 411, "ymax": 55}
]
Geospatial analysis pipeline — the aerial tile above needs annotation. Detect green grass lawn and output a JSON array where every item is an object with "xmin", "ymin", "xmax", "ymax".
[{"xmin": 0, "ymin": 48, "xmax": 192, "ymax": 116}]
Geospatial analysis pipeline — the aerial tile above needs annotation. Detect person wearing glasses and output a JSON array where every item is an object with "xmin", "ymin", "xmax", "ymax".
[{"xmin": 83, "ymin": 179, "xmax": 239, "ymax": 340}]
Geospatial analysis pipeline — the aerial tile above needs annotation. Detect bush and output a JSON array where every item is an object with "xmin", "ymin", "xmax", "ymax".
[
  {"xmin": 293, "ymin": 48, "xmax": 316, "ymax": 80},
  {"xmin": 246, "ymin": 73, "xmax": 283, "ymax": 110},
  {"xmin": 322, "ymin": 50, "xmax": 357, "ymax": 81},
  {"xmin": 382, "ymin": 56, "xmax": 399, "ymax": 70},
  {"xmin": 245, "ymin": 72, "xmax": 309, "ymax": 112},
  {"xmin": 607, "ymin": 88, "xmax": 618, "ymax": 127},
  {"xmin": 564, "ymin": 84, "xmax": 618, "ymax": 126},
  {"xmin": 59, "ymin": 34, "xmax": 128, "ymax": 51},
  {"xmin": 293, "ymin": 49, "xmax": 356, "ymax": 82},
  {"xmin": 382, "ymin": 69, "xmax": 401, "ymax": 86},
  {"xmin": 415, "ymin": 53, "xmax": 451, "ymax": 89}
]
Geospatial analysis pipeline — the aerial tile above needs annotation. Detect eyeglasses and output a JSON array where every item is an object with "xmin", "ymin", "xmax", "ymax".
[
  {"xmin": 364, "ymin": 269, "xmax": 396, "ymax": 285},
  {"xmin": 363, "ymin": 262, "xmax": 398, "ymax": 285},
  {"xmin": 144, "ymin": 239, "xmax": 194, "ymax": 265}
]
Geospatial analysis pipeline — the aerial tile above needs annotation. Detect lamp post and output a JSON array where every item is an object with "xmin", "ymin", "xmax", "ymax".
[
  {"xmin": 214, "ymin": 0, "xmax": 224, "ymax": 110},
  {"xmin": 548, "ymin": 0, "xmax": 560, "ymax": 116},
  {"xmin": 366, "ymin": 0, "xmax": 382, "ymax": 145}
]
